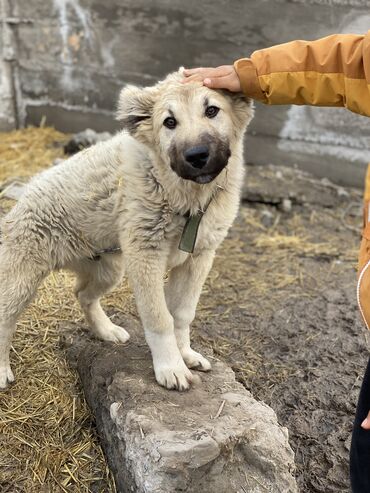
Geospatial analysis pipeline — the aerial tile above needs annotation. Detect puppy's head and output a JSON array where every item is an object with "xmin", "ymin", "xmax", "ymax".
[{"xmin": 117, "ymin": 69, "xmax": 253, "ymax": 184}]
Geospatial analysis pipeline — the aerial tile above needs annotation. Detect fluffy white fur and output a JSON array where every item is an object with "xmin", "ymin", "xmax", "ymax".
[{"xmin": 0, "ymin": 70, "xmax": 253, "ymax": 391}]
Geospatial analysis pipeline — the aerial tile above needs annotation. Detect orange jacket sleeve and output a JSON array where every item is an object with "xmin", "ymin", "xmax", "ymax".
[{"xmin": 234, "ymin": 32, "xmax": 370, "ymax": 117}]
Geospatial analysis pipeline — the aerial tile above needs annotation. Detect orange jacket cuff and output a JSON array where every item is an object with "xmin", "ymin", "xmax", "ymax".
[{"xmin": 234, "ymin": 58, "xmax": 266, "ymax": 102}]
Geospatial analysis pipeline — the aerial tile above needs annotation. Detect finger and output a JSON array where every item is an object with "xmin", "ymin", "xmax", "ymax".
[
  {"xmin": 361, "ymin": 411, "xmax": 370, "ymax": 429},
  {"xmin": 203, "ymin": 74, "xmax": 235, "ymax": 91},
  {"xmin": 181, "ymin": 73, "xmax": 204, "ymax": 84},
  {"xmin": 184, "ymin": 66, "xmax": 232, "ymax": 79},
  {"xmin": 183, "ymin": 67, "xmax": 208, "ymax": 76}
]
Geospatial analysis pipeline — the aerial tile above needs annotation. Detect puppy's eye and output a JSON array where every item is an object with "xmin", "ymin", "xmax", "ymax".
[
  {"xmin": 205, "ymin": 106, "xmax": 220, "ymax": 118},
  {"xmin": 163, "ymin": 117, "xmax": 177, "ymax": 129}
]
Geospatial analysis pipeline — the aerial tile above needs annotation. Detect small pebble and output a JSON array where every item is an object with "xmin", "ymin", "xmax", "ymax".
[
  {"xmin": 337, "ymin": 188, "xmax": 350, "ymax": 199},
  {"xmin": 260, "ymin": 209, "xmax": 275, "ymax": 228},
  {"xmin": 280, "ymin": 198, "xmax": 292, "ymax": 213}
]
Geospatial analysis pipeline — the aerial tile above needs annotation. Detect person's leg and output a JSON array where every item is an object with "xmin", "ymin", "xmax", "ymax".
[{"xmin": 350, "ymin": 356, "xmax": 370, "ymax": 492}]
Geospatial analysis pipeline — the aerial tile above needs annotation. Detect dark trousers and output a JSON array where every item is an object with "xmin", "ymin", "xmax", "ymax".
[{"xmin": 350, "ymin": 357, "xmax": 370, "ymax": 492}]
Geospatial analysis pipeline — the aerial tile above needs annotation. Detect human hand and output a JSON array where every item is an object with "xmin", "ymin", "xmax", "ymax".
[
  {"xmin": 182, "ymin": 65, "xmax": 241, "ymax": 92},
  {"xmin": 361, "ymin": 411, "xmax": 370, "ymax": 429}
]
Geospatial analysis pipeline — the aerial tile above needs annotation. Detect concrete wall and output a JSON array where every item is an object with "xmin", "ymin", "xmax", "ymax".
[{"xmin": 1, "ymin": 0, "xmax": 370, "ymax": 186}]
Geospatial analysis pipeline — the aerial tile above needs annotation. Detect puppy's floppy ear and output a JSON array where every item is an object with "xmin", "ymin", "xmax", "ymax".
[
  {"xmin": 117, "ymin": 85, "xmax": 156, "ymax": 136},
  {"xmin": 222, "ymin": 91, "xmax": 254, "ymax": 129}
]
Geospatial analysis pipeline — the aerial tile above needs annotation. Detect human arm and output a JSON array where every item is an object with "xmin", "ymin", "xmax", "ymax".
[{"xmin": 184, "ymin": 32, "xmax": 370, "ymax": 117}]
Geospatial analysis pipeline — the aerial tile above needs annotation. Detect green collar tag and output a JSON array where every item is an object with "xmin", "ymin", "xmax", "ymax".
[{"xmin": 178, "ymin": 211, "xmax": 204, "ymax": 254}]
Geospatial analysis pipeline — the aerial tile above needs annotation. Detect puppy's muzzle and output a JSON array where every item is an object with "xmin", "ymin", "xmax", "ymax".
[{"xmin": 170, "ymin": 135, "xmax": 230, "ymax": 184}]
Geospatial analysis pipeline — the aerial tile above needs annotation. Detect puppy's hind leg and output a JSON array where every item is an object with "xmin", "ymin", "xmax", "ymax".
[
  {"xmin": 73, "ymin": 256, "xmax": 130, "ymax": 343},
  {"xmin": 0, "ymin": 247, "xmax": 47, "ymax": 389}
]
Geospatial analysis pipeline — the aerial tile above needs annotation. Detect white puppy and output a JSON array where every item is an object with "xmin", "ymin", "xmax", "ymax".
[{"xmin": 0, "ymin": 70, "xmax": 253, "ymax": 391}]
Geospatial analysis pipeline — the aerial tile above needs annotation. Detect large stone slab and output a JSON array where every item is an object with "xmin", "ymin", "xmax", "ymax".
[{"xmin": 63, "ymin": 325, "xmax": 297, "ymax": 493}]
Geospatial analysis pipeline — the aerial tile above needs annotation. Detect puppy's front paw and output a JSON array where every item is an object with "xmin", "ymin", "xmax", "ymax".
[
  {"xmin": 181, "ymin": 348, "xmax": 211, "ymax": 372},
  {"xmin": 0, "ymin": 364, "xmax": 15, "ymax": 390},
  {"xmin": 146, "ymin": 331, "xmax": 196, "ymax": 391},
  {"xmin": 154, "ymin": 360, "xmax": 194, "ymax": 391}
]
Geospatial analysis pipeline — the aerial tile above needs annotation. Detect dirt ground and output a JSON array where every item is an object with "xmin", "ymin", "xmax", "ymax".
[
  {"xmin": 193, "ymin": 162, "xmax": 367, "ymax": 492},
  {"xmin": 0, "ymin": 127, "xmax": 368, "ymax": 492}
]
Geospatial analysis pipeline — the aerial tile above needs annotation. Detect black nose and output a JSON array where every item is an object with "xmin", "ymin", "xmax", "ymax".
[{"xmin": 184, "ymin": 145, "xmax": 209, "ymax": 169}]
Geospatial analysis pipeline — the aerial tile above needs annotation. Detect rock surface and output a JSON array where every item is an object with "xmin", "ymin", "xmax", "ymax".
[
  {"xmin": 63, "ymin": 128, "xmax": 113, "ymax": 155},
  {"xmin": 63, "ymin": 327, "xmax": 297, "ymax": 493},
  {"xmin": 242, "ymin": 163, "xmax": 356, "ymax": 210}
]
